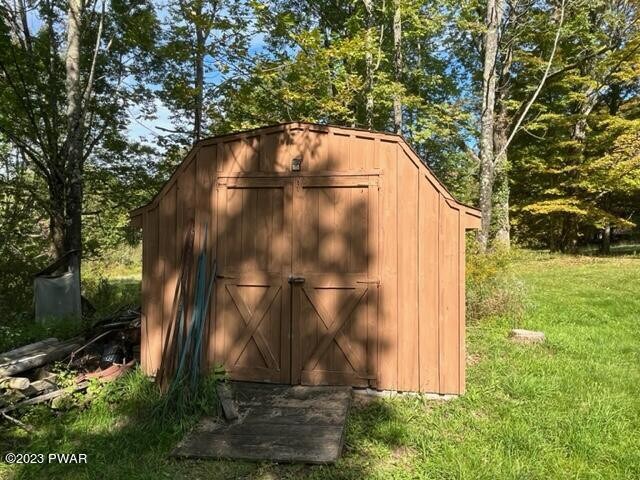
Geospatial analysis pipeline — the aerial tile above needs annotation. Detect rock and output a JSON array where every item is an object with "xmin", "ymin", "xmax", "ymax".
[
  {"xmin": 509, "ymin": 329, "xmax": 545, "ymax": 343},
  {"xmin": 0, "ymin": 377, "xmax": 30, "ymax": 390}
]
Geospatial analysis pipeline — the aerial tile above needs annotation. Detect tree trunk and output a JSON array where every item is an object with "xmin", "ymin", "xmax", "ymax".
[
  {"xmin": 48, "ymin": 172, "xmax": 66, "ymax": 258},
  {"xmin": 600, "ymin": 224, "xmax": 611, "ymax": 255},
  {"xmin": 324, "ymin": 25, "xmax": 337, "ymax": 100},
  {"xmin": 492, "ymin": 160, "xmax": 510, "ymax": 246},
  {"xmin": 64, "ymin": 0, "xmax": 84, "ymax": 268},
  {"xmin": 477, "ymin": 0, "xmax": 503, "ymax": 251},
  {"xmin": 492, "ymin": 106, "xmax": 510, "ymax": 247},
  {"xmin": 392, "ymin": 0, "xmax": 402, "ymax": 133},
  {"xmin": 363, "ymin": 0, "xmax": 374, "ymax": 128},
  {"xmin": 194, "ymin": 24, "xmax": 204, "ymax": 143}
]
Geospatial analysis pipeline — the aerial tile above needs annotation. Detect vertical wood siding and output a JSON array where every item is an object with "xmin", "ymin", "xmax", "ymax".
[
  {"xmin": 419, "ymin": 178, "xmax": 440, "ymax": 392},
  {"xmin": 138, "ymin": 124, "xmax": 472, "ymax": 394},
  {"xmin": 397, "ymin": 147, "xmax": 419, "ymax": 391},
  {"xmin": 378, "ymin": 139, "xmax": 398, "ymax": 390}
]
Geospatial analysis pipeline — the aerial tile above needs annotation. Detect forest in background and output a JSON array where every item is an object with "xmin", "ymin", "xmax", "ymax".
[{"xmin": 1, "ymin": 0, "xmax": 639, "ymax": 315}]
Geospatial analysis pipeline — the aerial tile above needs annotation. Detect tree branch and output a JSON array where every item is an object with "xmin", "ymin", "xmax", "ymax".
[
  {"xmin": 494, "ymin": 0, "xmax": 566, "ymax": 162},
  {"xmin": 81, "ymin": 0, "xmax": 111, "ymax": 116}
]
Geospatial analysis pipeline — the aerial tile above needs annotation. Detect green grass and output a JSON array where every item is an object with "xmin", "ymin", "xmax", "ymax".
[{"xmin": 2, "ymin": 253, "xmax": 639, "ymax": 479}]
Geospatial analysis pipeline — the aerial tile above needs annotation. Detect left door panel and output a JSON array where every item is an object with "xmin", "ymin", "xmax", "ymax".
[{"xmin": 213, "ymin": 177, "xmax": 292, "ymax": 383}]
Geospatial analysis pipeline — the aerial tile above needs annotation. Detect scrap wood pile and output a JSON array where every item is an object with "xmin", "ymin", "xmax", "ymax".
[{"xmin": 0, "ymin": 307, "xmax": 141, "ymax": 425}]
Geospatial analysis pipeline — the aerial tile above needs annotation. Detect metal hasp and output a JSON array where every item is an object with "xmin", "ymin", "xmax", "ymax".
[
  {"xmin": 291, "ymin": 155, "xmax": 302, "ymax": 172},
  {"xmin": 288, "ymin": 275, "xmax": 305, "ymax": 284}
]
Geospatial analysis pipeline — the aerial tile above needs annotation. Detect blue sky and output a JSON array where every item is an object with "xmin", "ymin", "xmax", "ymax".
[
  {"xmin": 126, "ymin": 15, "xmax": 267, "ymax": 144},
  {"xmin": 126, "ymin": 98, "xmax": 173, "ymax": 141}
]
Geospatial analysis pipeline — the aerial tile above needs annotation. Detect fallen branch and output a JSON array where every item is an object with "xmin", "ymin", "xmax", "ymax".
[
  {"xmin": 0, "ymin": 338, "xmax": 59, "ymax": 365},
  {"xmin": 0, "ymin": 338, "xmax": 83, "ymax": 377},
  {"xmin": 1, "ymin": 411, "xmax": 33, "ymax": 432}
]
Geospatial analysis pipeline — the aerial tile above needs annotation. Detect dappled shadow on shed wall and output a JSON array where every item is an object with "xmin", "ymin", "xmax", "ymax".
[
  {"xmin": 141, "ymin": 124, "xmax": 466, "ymax": 395},
  {"xmin": 207, "ymin": 126, "xmax": 383, "ymax": 388}
]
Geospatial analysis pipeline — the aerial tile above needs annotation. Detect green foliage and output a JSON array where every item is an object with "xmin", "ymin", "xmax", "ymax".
[
  {"xmin": 81, "ymin": 245, "xmax": 141, "ymax": 316},
  {"xmin": 0, "ymin": 138, "xmax": 51, "ymax": 318},
  {"xmin": 83, "ymin": 144, "xmax": 162, "ymax": 258},
  {"xmin": 156, "ymin": 368, "xmax": 225, "ymax": 426},
  {"xmin": 82, "ymin": 276, "xmax": 141, "ymax": 317},
  {"xmin": 0, "ymin": 0, "xmax": 162, "ymax": 320},
  {"xmin": 153, "ymin": 0, "xmax": 251, "ymax": 144},
  {"xmin": 0, "ymin": 317, "xmax": 85, "ymax": 353},
  {"xmin": 210, "ymin": 0, "xmax": 477, "ymax": 201},
  {"xmin": 0, "ymin": 246, "xmax": 140, "ymax": 351},
  {"xmin": 466, "ymin": 244, "xmax": 527, "ymax": 323},
  {"xmin": 508, "ymin": 0, "xmax": 640, "ymax": 250}
]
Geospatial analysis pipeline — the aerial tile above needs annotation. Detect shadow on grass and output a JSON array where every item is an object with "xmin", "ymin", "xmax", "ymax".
[
  {"xmin": 572, "ymin": 243, "xmax": 640, "ymax": 258},
  {"xmin": 2, "ymin": 370, "xmax": 194, "ymax": 480},
  {"xmin": 2, "ymin": 374, "xmax": 410, "ymax": 480}
]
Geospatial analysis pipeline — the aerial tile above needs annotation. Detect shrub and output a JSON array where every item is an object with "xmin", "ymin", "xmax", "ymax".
[
  {"xmin": 82, "ymin": 245, "xmax": 142, "ymax": 316},
  {"xmin": 82, "ymin": 275, "xmax": 140, "ymax": 316},
  {"xmin": 0, "ymin": 316, "xmax": 87, "ymax": 352},
  {"xmin": 0, "ymin": 255, "xmax": 47, "ymax": 320},
  {"xmin": 466, "ymin": 243, "xmax": 527, "ymax": 324}
]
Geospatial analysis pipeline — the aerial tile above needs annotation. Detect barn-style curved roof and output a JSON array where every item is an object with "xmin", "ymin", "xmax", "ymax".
[{"xmin": 130, "ymin": 122, "xmax": 480, "ymax": 227}]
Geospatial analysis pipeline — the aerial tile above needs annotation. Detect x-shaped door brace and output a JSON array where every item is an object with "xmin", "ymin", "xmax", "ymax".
[
  {"xmin": 302, "ymin": 286, "xmax": 368, "ymax": 374},
  {"xmin": 226, "ymin": 285, "xmax": 280, "ymax": 370}
]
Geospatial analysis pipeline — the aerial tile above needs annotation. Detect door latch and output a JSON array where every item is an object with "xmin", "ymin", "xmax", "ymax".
[{"xmin": 288, "ymin": 275, "xmax": 305, "ymax": 284}]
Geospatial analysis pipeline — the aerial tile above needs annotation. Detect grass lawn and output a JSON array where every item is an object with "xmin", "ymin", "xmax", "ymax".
[{"xmin": 1, "ymin": 253, "xmax": 639, "ymax": 479}]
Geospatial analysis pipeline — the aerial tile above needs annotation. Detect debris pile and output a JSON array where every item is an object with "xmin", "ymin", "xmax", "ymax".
[{"xmin": 0, "ymin": 307, "xmax": 141, "ymax": 423}]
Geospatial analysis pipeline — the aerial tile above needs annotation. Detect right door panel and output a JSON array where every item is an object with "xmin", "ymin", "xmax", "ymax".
[{"xmin": 291, "ymin": 175, "xmax": 379, "ymax": 387}]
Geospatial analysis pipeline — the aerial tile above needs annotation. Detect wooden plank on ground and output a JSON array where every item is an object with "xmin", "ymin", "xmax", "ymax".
[
  {"xmin": 1, "ymin": 381, "xmax": 89, "ymax": 414},
  {"xmin": 172, "ymin": 382, "xmax": 352, "ymax": 464}
]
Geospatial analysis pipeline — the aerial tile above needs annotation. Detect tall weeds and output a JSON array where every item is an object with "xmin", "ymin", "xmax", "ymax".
[{"xmin": 466, "ymin": 245, "xmax": 527, "ymax": 324}]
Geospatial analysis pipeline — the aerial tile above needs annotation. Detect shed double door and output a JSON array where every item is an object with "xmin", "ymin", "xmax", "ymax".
[{"xmin": 215, "ymin": 174, "xmax": 379, "ymax": 387}]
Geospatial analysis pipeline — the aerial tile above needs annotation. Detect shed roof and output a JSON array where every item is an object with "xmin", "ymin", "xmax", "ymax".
[{"xmin": 130, "ymin": 122, "xmax": 480, "ymax": 227}]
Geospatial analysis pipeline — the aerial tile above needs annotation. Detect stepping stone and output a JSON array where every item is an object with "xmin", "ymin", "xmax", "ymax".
[{"xmin": 509, "ymin": 329, "xmax": 545, "ymax": 343}]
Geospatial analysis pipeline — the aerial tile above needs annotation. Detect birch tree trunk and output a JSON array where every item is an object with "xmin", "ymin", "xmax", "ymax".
[
  {"xmin": 477, "ymin": 0, "xmax": 503, "ymax": 251},
  {"xmin": 392, "ymin": 0, "xmax": 402, "ymax": 133}
]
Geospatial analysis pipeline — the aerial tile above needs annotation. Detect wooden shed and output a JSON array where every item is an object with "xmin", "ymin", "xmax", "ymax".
[{"xmin": 131, "ymin": 122, "xmax": 481, "ymax": 395}]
